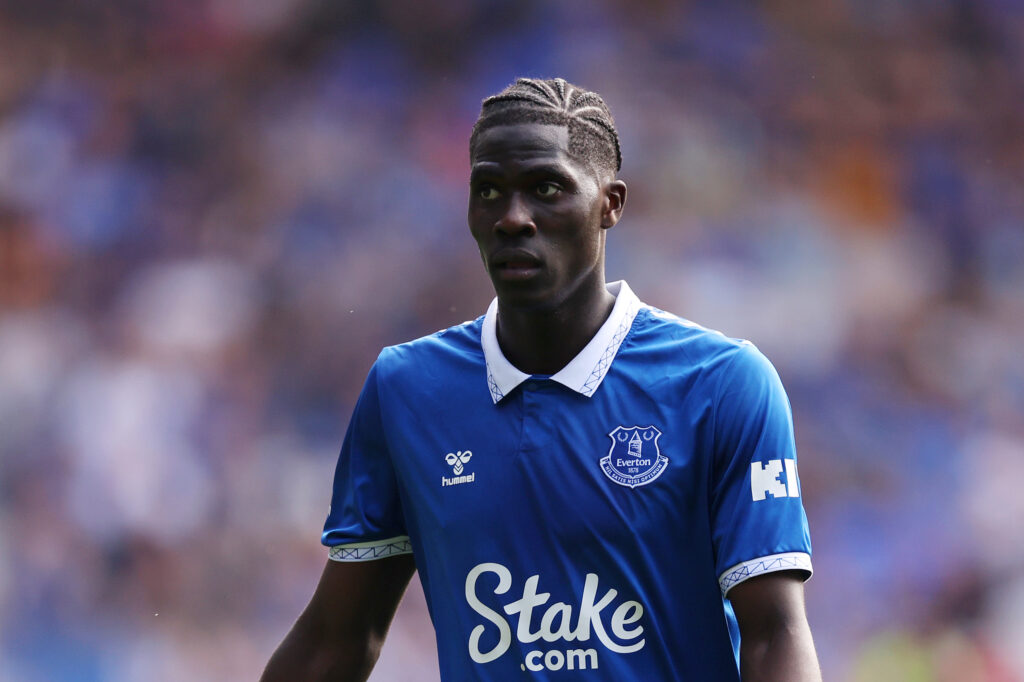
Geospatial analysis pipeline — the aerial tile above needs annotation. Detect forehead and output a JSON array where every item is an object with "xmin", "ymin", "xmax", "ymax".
[{"xmin": 471, "ymin": 123, "xmax": 576, "ymax": 170}]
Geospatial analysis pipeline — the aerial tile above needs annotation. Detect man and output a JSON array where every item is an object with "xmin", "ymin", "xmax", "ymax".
[{"xmin": 262, "ymin": 77, "xmax": 820, "ymax": 681}]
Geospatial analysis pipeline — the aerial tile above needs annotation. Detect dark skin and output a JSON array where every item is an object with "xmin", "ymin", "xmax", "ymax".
[
  {"xmin": 261, "ymin": 556, "xmax": 416, "ymax": 681},
  {"xmin": 467, "ymin": 123, "xmax": 625, "ymax": 374},
  {"xmin": 261, "ymin": 122, "xmax": 821, "ymax": 681},
  {"xmin": 732, "ymin": 572, "xmax": 822, "ymax": 681}
]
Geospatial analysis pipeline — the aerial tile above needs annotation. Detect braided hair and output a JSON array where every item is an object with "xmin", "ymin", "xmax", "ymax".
[{"xmin": 470, "ymin": 77, "xmax": 622, "ymax": 175}]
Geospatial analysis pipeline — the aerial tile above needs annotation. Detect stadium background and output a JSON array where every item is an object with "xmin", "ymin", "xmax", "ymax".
[{"xmin": 1, "ymin": 0, "xmax": 1022, "ymax": 679}]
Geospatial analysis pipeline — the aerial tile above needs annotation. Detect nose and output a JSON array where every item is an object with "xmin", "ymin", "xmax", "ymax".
[{"xmin": 494, "ymin": 192, "xmax": 537, "ymax": 237}]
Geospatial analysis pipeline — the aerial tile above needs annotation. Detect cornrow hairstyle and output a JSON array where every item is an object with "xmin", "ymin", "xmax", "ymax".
[{"xmin": 470, "ymin": 77, "xmax": 622, "ymax": 175}]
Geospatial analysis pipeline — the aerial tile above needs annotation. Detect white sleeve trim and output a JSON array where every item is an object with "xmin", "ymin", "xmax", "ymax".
[
  {"xmin": 719, "ymin": 551, "xmax": 812, "ymax": 596},
  {"xmin": 327, "ymin": 535, "xmax": 413, "ymax": 562}
]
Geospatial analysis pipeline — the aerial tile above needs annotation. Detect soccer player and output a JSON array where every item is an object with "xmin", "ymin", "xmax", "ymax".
[{"xmin": 261, "ymin": 78, "xmax": 821, "ymax": 681}]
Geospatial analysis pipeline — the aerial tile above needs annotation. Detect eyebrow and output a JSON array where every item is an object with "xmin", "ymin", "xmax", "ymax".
[
  {"xmin": 521, "ymin": 164, "xmax": 575, "ymax": 181},
  {"xmin": 469, "ymin": 163, "xmax": 577, "ymax": 185},
  {"xmin": 469, "ymin": 167, "xmax": 497, "ymax": 184}
]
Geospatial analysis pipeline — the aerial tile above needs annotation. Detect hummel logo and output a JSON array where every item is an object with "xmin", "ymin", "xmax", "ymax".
[
  {"xmin": 442, "ymin": 450, "xmax": 475, "ymax": 487},
  {"xmin": 446, "ymin": 450, "xmax": 472, "ymax": 474}
]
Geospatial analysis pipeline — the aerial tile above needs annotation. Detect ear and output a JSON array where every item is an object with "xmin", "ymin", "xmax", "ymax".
[{"xmin": 600, "ymin": 180, "xmax": 627, "ymax": 230}]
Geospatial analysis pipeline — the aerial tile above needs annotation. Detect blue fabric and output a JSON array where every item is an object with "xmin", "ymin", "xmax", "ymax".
[{"xmin": 323, "ymin": 302, "xmax": 811, "ymax": 680}]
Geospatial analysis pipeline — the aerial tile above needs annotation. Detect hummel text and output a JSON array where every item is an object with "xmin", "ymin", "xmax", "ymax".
[
  {"xmin": 442, "ymin": 450, "xmax": 475, "ymax": 487},
  {"xmin": 442, "ymin": 472, "xmax": 476, "ymax": 487}
]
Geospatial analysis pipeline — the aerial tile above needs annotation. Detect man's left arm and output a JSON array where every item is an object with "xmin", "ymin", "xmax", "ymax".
[{"xmin": 729, "ymin": 571, "xmax": 821, "ymax": 682}]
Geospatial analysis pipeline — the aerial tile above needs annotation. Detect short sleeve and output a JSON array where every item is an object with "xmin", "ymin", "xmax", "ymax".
[
  {"xmin": 321, "ymin": 357, "xmax": 412, "ymax": 561},
  {"xmin": 709, "ymin": 343, "xmax": 812, "ymax": 596}
]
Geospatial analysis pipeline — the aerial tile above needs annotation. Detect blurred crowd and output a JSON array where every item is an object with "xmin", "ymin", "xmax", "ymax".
[{"xmin": 1, "ymin": 0, "xmax": 1022, "ymax": 680}]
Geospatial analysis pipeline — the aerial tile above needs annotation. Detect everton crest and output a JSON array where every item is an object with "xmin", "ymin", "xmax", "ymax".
[{"xmin": 601, "ymin": 425, "xmax": 669, "ymax": 488}]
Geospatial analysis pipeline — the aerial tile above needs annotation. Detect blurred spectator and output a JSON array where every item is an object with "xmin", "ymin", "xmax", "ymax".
[{"xmin": 1, "ymin": 0, "xmax": 1022, "ymax": 679}]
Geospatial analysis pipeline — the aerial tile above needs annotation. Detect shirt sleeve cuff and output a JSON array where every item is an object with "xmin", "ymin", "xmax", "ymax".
[
  {"xmin": 718, "ymin": 551, "xmax": 812, "ymax": 596},
  {"xmin": 327, "ymin": 535, "xmax": 413, "ymax": 562}
]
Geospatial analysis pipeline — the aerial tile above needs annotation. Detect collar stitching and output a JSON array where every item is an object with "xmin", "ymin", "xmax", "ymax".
[
  {"xmin": 579, "ymin": 298, "xmax": 640, "ymax": 396},
  {"xmin": 487, "ymin": 371, "xmax": 504, "ymax": 403}
]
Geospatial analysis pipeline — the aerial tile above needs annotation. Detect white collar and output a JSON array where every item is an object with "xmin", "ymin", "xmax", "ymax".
[{"xmin": 481, "ymin": 280, "xmax": 641, "ymax": 403}]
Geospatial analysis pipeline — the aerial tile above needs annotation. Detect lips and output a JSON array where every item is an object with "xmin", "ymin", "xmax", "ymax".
[
  {"xmin": 490, "ymin": 249, "xmax": 543, "ymax": 280},
  {"xmin": 499, "ymin": 261, "xmax": 540, "ymax": 271}
]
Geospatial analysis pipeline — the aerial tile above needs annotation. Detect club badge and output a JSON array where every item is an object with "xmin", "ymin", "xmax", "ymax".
[{"xmin": 601, "ymin": 425, "xmax": 669, "ymax": 488}]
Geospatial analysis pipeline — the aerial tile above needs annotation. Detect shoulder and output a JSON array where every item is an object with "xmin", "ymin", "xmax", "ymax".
[
  {"xmin": 374, "ymin": 316, "xmax": 486, "ymax": 385},
  {"xmin": 626, "ymin": 304, "xmax": 771, "ymax": 381},
  {"xmin": 620, "ymin": 304, "xmax": 788, "ymax": 412}
]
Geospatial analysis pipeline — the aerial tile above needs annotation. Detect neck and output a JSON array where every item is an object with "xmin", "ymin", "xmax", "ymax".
[{"xmin": 495, "ymin": 276, "xmax": 616, "ymax": 376}]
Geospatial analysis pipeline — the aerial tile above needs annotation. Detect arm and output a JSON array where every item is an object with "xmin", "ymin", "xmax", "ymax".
[
  {"xmin": 261, "ymin": 554, "xmax": 416, "ymax": 682},
  {"xmin": 730, "ymin": 571, "xmax": 821, "ymax": 682}
]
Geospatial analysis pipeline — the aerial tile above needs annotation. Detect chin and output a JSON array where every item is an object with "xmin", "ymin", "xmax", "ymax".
[{"xmin": 492, "ymin": 283, "xmax": 565, "ymax": 312}]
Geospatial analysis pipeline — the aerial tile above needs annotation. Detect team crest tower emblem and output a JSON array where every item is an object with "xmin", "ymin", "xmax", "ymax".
[{"xmin": 601, "ymin": 426, "xmax": 669, "ymax": 488}]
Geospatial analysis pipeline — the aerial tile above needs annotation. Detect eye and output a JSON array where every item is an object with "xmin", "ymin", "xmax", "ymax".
[
  {"xmin": 536, "ymin": 182, "xmax": 560, "ymax": 198},
  {"xmin": 478, "ymin": 185, "xmax": 501, "ymax": 200}
]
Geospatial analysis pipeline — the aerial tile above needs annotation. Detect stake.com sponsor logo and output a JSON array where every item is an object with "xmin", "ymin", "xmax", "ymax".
[{"xmin": 464, "ymin": 562, "xmax": 646, "ymax": 672}]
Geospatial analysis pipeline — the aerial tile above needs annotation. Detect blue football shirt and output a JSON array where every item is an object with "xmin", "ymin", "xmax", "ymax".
[{"xmin": 323, "ymin": 281, "xmax": 812, "ymax": 680}]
